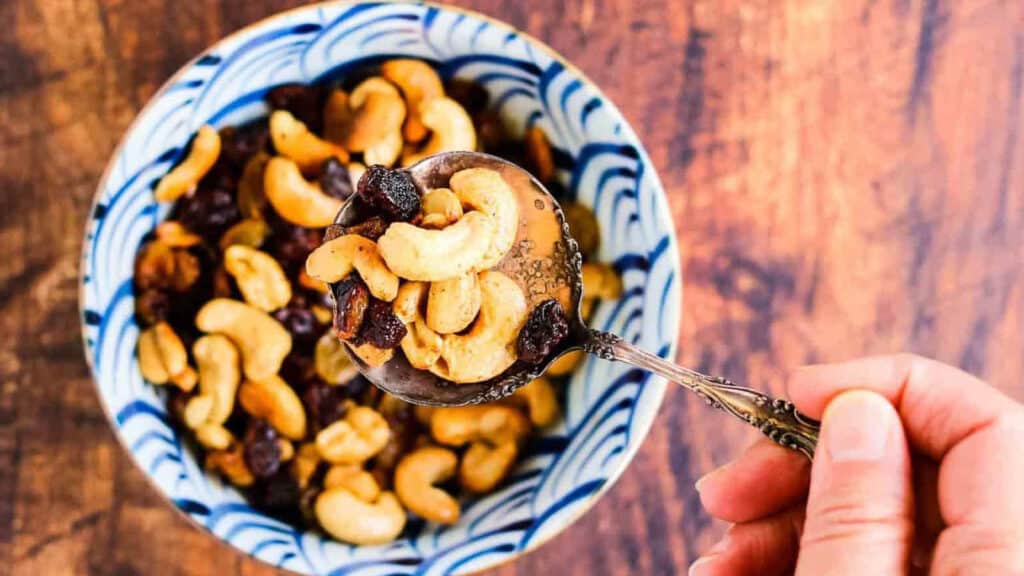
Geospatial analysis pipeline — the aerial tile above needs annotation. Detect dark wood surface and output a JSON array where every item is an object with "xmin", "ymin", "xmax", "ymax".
[{"xmin": 2, "ymin": 0, "xmax": 1022, "ymax": 574}]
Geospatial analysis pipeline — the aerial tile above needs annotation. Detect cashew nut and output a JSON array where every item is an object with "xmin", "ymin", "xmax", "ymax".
[
  {"xmin": 291, "ymin": 442, "xmax": 321, "ymax": 488},
  {"xmin": 402, "ymin": 97, "xmax": 477, "ymax": 166},
  {"xmin": 324, "ymin": 464, "xmax": 381, "ymax": 503},
  {"xmin": 219, "ymin": 218, "xmax": 270, "ymax": 251},
  {"xmin": 394, "ymin": 446, "xmax": 460, "ymax": 525},
  {"xmin": 154, "ymin": 125, "xmax": 221, "ymax": 202},
  {"xmin": 183, "ymin": 394, "xmax": 215, "ymax": 429},
  {"xmin": 392, "ymin": 281, "xmax": 428, "ymax": 324},
  {"xmin": 195, "ymin": 423, "xmax": 235, "ymax": 451},
  {"xmin": 315, "ymin": 332, "xmax": 358, "ymax": 384},
  {"xmin": 524, "ymin": 126, "xmax": 555, "ymax": 183},
  {"xmin": 347, "ymin": 161, "xmax": 367, "ymax": 190},
  {"xmin": 582, "ymin": 262, "xmax": 622, "ymax": 300},
  {"xmin": 459, "ymin": 440, "xmax": 518, "ymax": 493},
  {"xmin": 223, "ymin": 245, "xmax": 292, "ymax": 312},
  {"xmin": 237, "ymin": 152, "xmax": 270, "ymax": 219},
  {"xmin": 546, "ymin": 350, "xmax": 583, "ymax": 376},
  {"xmin": 381, "ymin": 59, "xmax": 445, "ymax": 143},
  {"xmin": 155, "ymin": 221, "xmax": 201, "ymax": 247},
  {"xmin": 429, "ymin": 270, "xmax": 527, "ymax": 383},
  {"xmin": 511, "ymin": 377, "xmax": 560, "ymax": 427},
  {"xmin": 344, "ymin": 77, "xmax": 406, "ymax": 153},
  {"xmin": 315, "ymin": 488, "xmax": 406, "ymax": 545},
  {"xmin": 192, "ymin": 334, "xmax": 241, "ymax": 424},
  {"xmin": 430, "ymin": 404, "xmax": 531, "ymax": 447},
  {"xmin": 195, "ymin": 298, "xmax": 292, "ymax": 382},
  {"xmin": 264, "ymin": 156, "xmax": 344, "ymax": 228},
  {"xmin": 269, "ymin": 110, "xmax": 348, "ymax": 171},
  {"xmin": 238, "ymin": 375, "xmax": 307, "ymax": 440},
  {"xmin": 305, "ymin": 234, "xmax": 399, "ymax": 301},
  {"xmin": 137, "ymin": 322, "xmax": 188, "ymax": 385},
  {"xmin": 323, "ymin": 89, "xmax": 351, "ymax": 144},
  {"xmin": 349, "ymin": 342, "xmax": 394, "ymax": 368},
  {"xmin": 420, "ymin": 187, "xmax": 463, "ymax": 229},
  {"xmin": 401, "ymin": 317, "xmax": 444, "ymax": 370},
  {"xmin": 426, "ymin": 273, "xmax": 481, "ymax": 334},
  {"xmin": 363, "ymin": 129, "xmax": 403, "ymax": 168},
  {"xmin": 449, "ymin": 168, "xmax": 520, "ymax": 269},
  {"xmin": 316, "ymin": 406, "xmax": 390, "ymax": 464},
  {"xmin": 206, "ymin": 445, "xmax": 255, "ymax": 487},
  {"xmin": 378, "ymin": 211, "xmax": 495, "ymax": 282},
  {"xmin": 170, "ymin": 365, "xmax": 198, "ymax": 393},
  {"xmin": 278, "ymin": 438, "xmax": 295, "ymax": 462}
]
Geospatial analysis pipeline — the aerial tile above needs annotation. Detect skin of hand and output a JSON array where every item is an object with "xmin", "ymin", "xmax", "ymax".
[{"xmin": 688, "ymin": 354, "xmax": 1024, "ymax": 576}]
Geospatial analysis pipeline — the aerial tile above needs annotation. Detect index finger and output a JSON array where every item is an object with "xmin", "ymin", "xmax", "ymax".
[{"xmin": 787, "ymin": 354, "xmax": 1023, "ymax": 460}]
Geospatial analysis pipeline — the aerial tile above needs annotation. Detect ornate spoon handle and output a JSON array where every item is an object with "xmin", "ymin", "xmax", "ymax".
[{"xmin": 583, "ymin": 330, "xmax": 820, "ymax": 459}]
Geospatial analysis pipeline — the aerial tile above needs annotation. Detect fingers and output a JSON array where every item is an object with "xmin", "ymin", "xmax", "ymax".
[
  {"xmin": 795, "ymin": 391, "xmax": 915, "ymax": 575},
  {"xmin": 787, "ymin": 354, "xmax": 1021, "ymax": 460},
  {"xmin": 689, "ymin": 505, "xmax": 804, "ymax": 576},
  {"xmin": 696, "ymin": 439, "xmax": 810, "ymax": 523}
]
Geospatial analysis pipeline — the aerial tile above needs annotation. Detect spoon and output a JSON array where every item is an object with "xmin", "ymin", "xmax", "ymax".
[{"xmin": 326, "ymin": 151, "xmax": 820, "ymax": 459}]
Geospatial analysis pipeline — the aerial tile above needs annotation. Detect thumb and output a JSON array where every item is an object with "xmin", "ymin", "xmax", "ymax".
[{"xmin": 796, "ymin": 390, "xmax": 914, "ymax": 575}]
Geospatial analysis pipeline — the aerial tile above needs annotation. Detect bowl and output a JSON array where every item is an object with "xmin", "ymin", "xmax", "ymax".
[{"xmin": 79, "ymin": 2, "xmax": 681, "ymax": 574}]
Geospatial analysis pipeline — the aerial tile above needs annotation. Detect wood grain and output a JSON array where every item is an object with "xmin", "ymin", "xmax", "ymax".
[{"xmin": 1, "ymin": 0, "xmax": 1022, "ymax": 574}]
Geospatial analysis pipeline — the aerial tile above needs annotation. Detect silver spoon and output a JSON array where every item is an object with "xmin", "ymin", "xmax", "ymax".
[{"xmin": 326, "ymin": 151, "xmax": 820, "ymax": 459}]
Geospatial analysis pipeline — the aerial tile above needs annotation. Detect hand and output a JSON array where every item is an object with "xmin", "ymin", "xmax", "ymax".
[{"xmin": 690, "ymin": 354, "xmax": 1024, "ymax": 575}]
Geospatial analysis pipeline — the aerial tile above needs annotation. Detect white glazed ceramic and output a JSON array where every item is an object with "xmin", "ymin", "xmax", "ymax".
[{"xmin": 80, "ymin": 2, "xmax": 681, "ymax": 573}]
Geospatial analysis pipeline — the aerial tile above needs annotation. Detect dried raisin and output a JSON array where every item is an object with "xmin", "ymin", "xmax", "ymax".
[
  {"xmin": 356, "ymin": 165, "xmax": 420, "ymax": 222},
  {"xmin": 320, "ymin": 158, "xmax": 353, "ymax": 200},
  {"xmin": 357, "ymin": 298, "xmax": 407, "ymax": 349},
  {"xmin": 301, "ymin": 379, "xmax": 347, "ymax": 432},
  {"xmin": 266, "ymin": 84, "xmax": 325, "ymax": 132},
  {"xmin": 332, "ymin": 276, "xmax": 369, "ymax": 341},
  {"xmin": 243, "ymin": 419, "xmax": 282, "ymax": 479},
  {"xmin": 516, "ymin": 299, "xmax": 570, "ymax": 364}
]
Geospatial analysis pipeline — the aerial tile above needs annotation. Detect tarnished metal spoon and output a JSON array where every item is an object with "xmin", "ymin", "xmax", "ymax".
[{"xmin": 326, "ymin": 151, "xmax": 820, "ymax": 459}]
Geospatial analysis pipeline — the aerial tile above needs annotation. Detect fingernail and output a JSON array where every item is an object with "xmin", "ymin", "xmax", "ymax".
[
  {"xmin": 824, "ymin": 391, "xmax": 894, "ymax": 462},
  {"xmin": 694, "ymin": 473, "xmax": 711, "ymax": 493},
  {"xmin": 688, "ymin": 555, "xmax": 719, "ymax": 576}
]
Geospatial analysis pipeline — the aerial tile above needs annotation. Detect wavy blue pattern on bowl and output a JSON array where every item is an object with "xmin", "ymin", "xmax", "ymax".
[{"xmin": 80, "ymin": 3, "xmax": 680, "ymax": 574}]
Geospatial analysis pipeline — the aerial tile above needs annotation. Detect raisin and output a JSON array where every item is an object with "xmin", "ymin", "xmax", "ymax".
[
  {"xmin": 267, "ymin": 215, "xmax": 322, "ymax": 275},
  {"xmin": 266, "ymin": 84, "xmax": 324, "ymax": 132},
  {"xmin": 320, "ymin": 158, "xmax": 353, "ymax": 200},
  {"xmin": 134, "ymin": 241, "xmax": 200, "ymax": 293},
  {"xmin": 516, "ymin": 299, "xmax": 570, "ymax": 364},
  {"xmin": 273, "ymin": 305, "xmax": 319, "ymax": 354},
  {"xmin": 243, "ymin": 419, "xmax": 282, "ymax": 479},
  {"xmin": 356, "ymin": 165, "xmax": 420, "ymax": 222},
  {"xmin": 331, "ymin": 276, "xmax": 369, "ymax": 341},
  {"xmin": 298, "ymin": 485, "xmax": 322, "ymax": 528},
  {"xmin": 301, "ymin": 380, "xmax": 347, "ymax": 432},
  {"xmin": 342, "ymin": 216, "xmax": 388, "ymax": 241},
  {"xmin": 357, "ymin": 298, "xmax": 407, "ymax": 349},
  {"xmin": 169, "ymin": 250, "xmax": 201, "ymax": 293},
  {"xmin": 279, "ymin": 352, "xmax": 315, "ymax": 388},
  {"xmin": 166, "ymin": 389, "xmax": 191, "ymax": 428},
  {"xmin": 219, "ymin": 120, "xmax": 270, "ymax": 171},
  {"xmin": 372, "ymin": 415, "xmax": 418, "ymax": 472},
  {"xmin": 445, "ymin": 79, "xmax": 489, "ymax": 116},
  {"xmin": 475, "ymin": 111, "xmax": 508, "ymax": 153},
  {"xmin": 342, "ymin": 374, "xmax": 371, "ymax": 399},
  {"xmin": 254, "ymin": 469, "xmax": 301, "ymax": 517},
  {"xmin": 175, "ymin": 188, "xmax": 241, "ymax": 241},
  {"xmin": 134, "ymin": 288, "xmax": 170, "ymax": 326}
]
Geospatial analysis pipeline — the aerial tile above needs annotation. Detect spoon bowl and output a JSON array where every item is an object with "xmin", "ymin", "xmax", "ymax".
[{"xmin": 329, "ymin": 151, "xmax": 822, "ymax": 459}]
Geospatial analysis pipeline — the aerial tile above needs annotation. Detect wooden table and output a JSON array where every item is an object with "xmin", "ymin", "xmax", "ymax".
[{"xmin": 2, "ymin": 0, "xmax": 1022, "ymax": 574}]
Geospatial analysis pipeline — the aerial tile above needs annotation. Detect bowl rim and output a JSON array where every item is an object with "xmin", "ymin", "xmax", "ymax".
[{"xmin": 78, "ymin": 1, "xmax": 683, "ymax": 573}]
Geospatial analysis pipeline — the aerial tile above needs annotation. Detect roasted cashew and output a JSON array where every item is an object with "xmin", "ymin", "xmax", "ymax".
[
  {"xmin": 402, "ymin": 317, "xmax": 444, "ymax": 370},
  {"xmin": 192, "ymin": 334, "xmax": 241, "ymax": 424},
  {"xmin": 349, "ymin": 342, "xmax": 394, "ymax": 368},
  {"xmin": 378, "ymin": 211, "xmax": 495, "ymax": 282},
  {"xmin": 238, "ymin": 375, "xmax": 307, "ymax": 440},
  {"xmin": 154, "ymin": 125, "xmax": 221, "ymax": 202},
  {"xmin": 195, "ymin": 423, "xmax": 235, "ymax": 451},
  {"xmin": 305, "ymin": 234, "xmax": 399, "ymax": 301},
  {"xmin": 170, "ymin": 365, "xmax": 198, "ymax": 393},
  {"xmin": 459, "ymin": 440, "xmax": 517, "ymax": 493},
  {"xmin": 392, "ymin": 281, "xmax": 428, "ymax": 324},
  {"xmin": 269, "ymin": 110, "xmax": 348, "ymax": 171},
  {"xmin": 315, "ymin": 332, "xmax": 358, "ymax": 384},
  {"xmin": 344, "ymin": 77, "xmax": 406, "ymax": 154},
  {"xmin": 155, "ymin": 221, "xmax": 201, "ymax": 247},
  {"xmin": 315, "ymin": 488, "xmax": 406, "ymax": 545},
  {"xmin": 278, "ymin": 438, "xmax": 295, "ymax": 462},
  {"xmin": 430, "ymin": 404, "xmax": 531, "ymax": 447},
  {"xmin": 347, "ymin": 161, "xmax": 367, "ymax": 190},
  {"xmin": 546, "ymin": 350, "xmax": 583, "ymax": 376},
  {"xmin": 394, "ymin": 446, "xmax": 460, "ymax": 524},
  {"xmin": 219, "ymin": 218, "xmax": 270, "ymax": 251},
  {"xmin": 264, "ymin": 156, "xmax": 344, "ymax": 228},
  {"xmin": 363, "ymin": 130, "xmax": 403, "ymax": 168},
  {"xmin": 183, "ymin": 394, "xmax": 215, "ymax": 429},
  {"xmin": 381, "ymin": 59, "xmax": 445, "ymax": 143},
  {"xmin": 426, "ymin": 273, "xmax": 481, "ymax": 334},
  {"xmin": 524, "ymin": 126, "xmax": 555, "ymax": 183},
  {"xmin": 206, "ymin": 445, "xmax": 255, "ymax": 487},
  {"xmin": 449, "ymin": 168, "xmax": 520, "ymax": 269},
  {"xmin": 511, "ymin": 377, "xmax": 560, "ymax": 427},
  {"xmin": 223, "ymin": 245, "xmax": 292, "ymax": 312},
  {"xmin": 292, "ymin": 442, "xmax": 321, "ymax": 489},
  {"xmin": 237, "ymin": 152, "xmax": 270, "ymax": 219},
  {"xmin": 137, "ymin": 322, "xmax": 188, "ymax": 385},
  {"xmin": 316, "ymin": 406, "xmax": 390, "ymax": 464},
  {"xmin": 324, "ymin": 464, "xmax": 381, "ymax": 503},
  {"xmin": 429, "ymin": 270, "xmax": 527, "ymax": 383},
  {"xmin": 194, "ymin": 298, "xmax": 292, "ymax": 382},
  {"xmin": 581, "ymin": 262, "xmax": 622, "ymax": 300},
  {"xmin": 420, "ymin": 187, "xmax": 463, "ymax": 229},
  {"xmin": 402, "ymin": 97, "xmax": 477, "ymax": 166}
]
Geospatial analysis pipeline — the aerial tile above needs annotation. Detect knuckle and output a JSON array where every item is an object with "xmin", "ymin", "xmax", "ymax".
[
  {"xmin": 238, "ymin": 375, "xmax": 307, "ymax": 440},
  {"xmin": 195, "ymin": 298, "xmax": 292, "ymax": 381},
  {"xmin": 154, "ymin": 125, "xmax": 221, "ymax": 202},
  {"xmin": 224, "ymin": 245, "xmax": 292, "ymax": 312},
  {"xmin": 264, "ymin": 155, "xmax": 344, "ymax": 228},
  {"xmin": 395, "ymin": 446, "xmax": 460, "ymax": 524}
]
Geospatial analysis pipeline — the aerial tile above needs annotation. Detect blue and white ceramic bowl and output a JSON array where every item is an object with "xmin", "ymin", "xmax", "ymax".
[{"xmin": 80, "ymin": 2, "xmax": 681, "ymax": 573}]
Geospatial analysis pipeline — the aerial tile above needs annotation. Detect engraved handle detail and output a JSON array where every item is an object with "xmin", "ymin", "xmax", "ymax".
[{"xmin": 583, "ymin": 330, "xmax": 820, "ymax": 459}]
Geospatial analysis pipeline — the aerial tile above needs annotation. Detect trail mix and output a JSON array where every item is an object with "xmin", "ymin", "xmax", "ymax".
[{"xmin": 134, "ymin": 59, "xmax": 621, "ymax": 544}]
